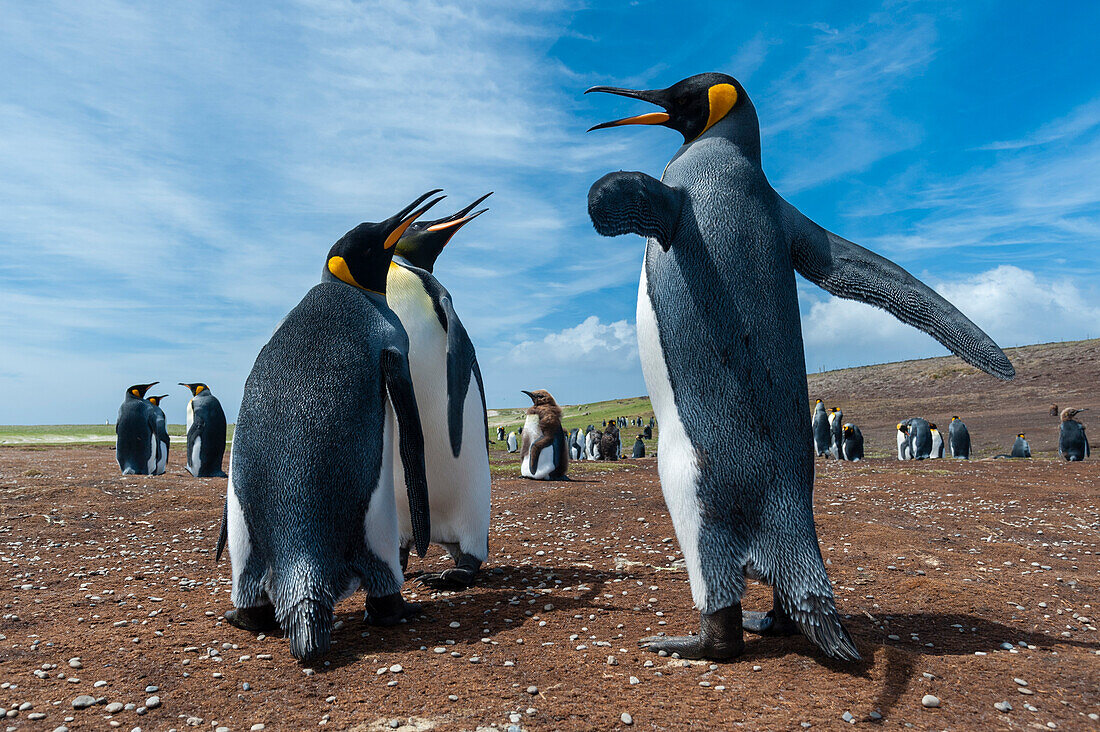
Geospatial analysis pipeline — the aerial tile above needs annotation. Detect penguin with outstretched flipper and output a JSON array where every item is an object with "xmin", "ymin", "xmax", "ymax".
[
  {"xmin": 221, "ymin": 191, "xmax": 441, "ymax": 662},
  {"xmin": 586, "ymin": 72, "xmax": 1013, "ymax": 663}
]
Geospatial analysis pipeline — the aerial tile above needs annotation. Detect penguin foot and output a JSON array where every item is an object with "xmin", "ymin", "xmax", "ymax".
[
  {"xmin": 364, "ymin": 593, "xmax": 422, "ymax": 626},
  {"xmin": 639, "ymin": 605, "xmax": 744, "ymax": 660},
  {"xmin": 224, "ymin": 604, "xmax": 279, "ymax": 633},
  {"xmin": 742, "ymin": 610, "xmax": 799, "ymax": 637},
  {"xmin": 417, "ymin": 567, "xmax": 476, "ymax": 590}
]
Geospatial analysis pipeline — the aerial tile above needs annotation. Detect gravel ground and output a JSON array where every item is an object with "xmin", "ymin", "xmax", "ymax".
[{"xmin": 0, "ymin": 446, "xmax": 1097, "ymax": 730}]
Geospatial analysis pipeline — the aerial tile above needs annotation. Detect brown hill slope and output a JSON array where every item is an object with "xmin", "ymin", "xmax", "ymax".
[{"xmin": 808, "ymin": 339, "xmax": 1100, "ymax": 458}]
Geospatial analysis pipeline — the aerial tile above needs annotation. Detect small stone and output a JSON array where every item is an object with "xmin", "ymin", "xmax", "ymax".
[
  {"xmin": 607, "ymin": 655, "xmax": 617, "ymax": 666},
  {"xmin": 242, "ymin": 682, "xmax": 251, "ymax": 691},
  {"xmin": 752, "ymin": 665, "xmax": 762, "ymax": 672},
  {"xmin": 18, "ymin": 704, "xmax": 31, "ymax": 712},
  {"xmin": 93, "ymin": 681, "xmax": 107, "ymax": 688},
  {"xmin": 250, "ymin": 725, "xmax": 266, "ymax": 731},
  {"xmin": 921, "ymin": 695, "xmax": 940, "ymax": 708},
  {"xmin": 144, "ymin": 696, "xmax": 160, "ymax": 709},
  {"xmin": 449, "ymin": 621, "xmax": 461, "ymax": 628},
  {"xmin": 994, "ymin": 701, "xmax": 1012, "ymax": 712},
  {"xmin": 842, "ymin": 711, "xmax": 855, "ymax": 723},
  {"xmin": 999, "ymin": 642, "xmax": 1013, "ymax": 650},
  {"xmin": 68, "ymin": 658, "xmax": 82, "ymax": 669},
  {"xmin": 869, "ymin": 711, "xmax": 882, "ymax": 721},
  {"xmin": 72, "ymin": 696, "xmax": 96, "ymax": 710},
  {"xmin": 144, "ymin": 686, "xmax": 158, "ymax": 693},
  {"xmin": 106, "ymin": 703, "xmax": 124, "ymax": 714},
  {"xmin": 1018, "ymin": 688, "xmax": 1034, "ymax": 695},
  {"xmin": 28, "ymin": 712, "xmax": 46, "ymax": 720},
  {"xmin": 389, "ymin": 664, "xmax": 403, "ymax": 674},
  {"xmin": 527, "ymin": 686, "xmax": 538, "ymax": 695},
  {"xmin": 621, "ymin": 712, "xmax": 633, "ymax": 725},
  {"xmin": 1014, "ymin": 678, "xmax": 1028, "ymax": 686},
  {"xmin": 629, "ymin": 676, "xmax": 639, "ymax": 685}
]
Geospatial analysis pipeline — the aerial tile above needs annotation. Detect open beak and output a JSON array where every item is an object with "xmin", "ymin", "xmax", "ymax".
[
  {"xmin": 585, "ymin": 86, "xmax": 670, "ymax": 131},
  {"xmin": 384, "ymin": 190, "xmax": 445, "ymax": 249}
]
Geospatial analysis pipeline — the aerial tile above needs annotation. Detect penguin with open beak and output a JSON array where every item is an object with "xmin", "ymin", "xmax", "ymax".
[{"xmin": 586, "ymin": 72, "xmax": 1013, "ymax": 663}]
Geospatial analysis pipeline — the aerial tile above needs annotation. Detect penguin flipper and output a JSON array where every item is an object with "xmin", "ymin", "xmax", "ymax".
[
  {"xmin": 442, "ymin": 293, "xmax": 477, "ymax": 458},
  {"xmin": 382, "ymin": 347, "xmax": 432, "ymax": 558},
  {"xmin": 587, "ymin": 171, "xmax": 683, "ymax": 251},
  {"xmin": 215, "ymin": 495, "xmax": 228, "ymax": 562},
  {"xmin": 782, "ymin": 199, "xmax": 1015, "ymax": 381}
]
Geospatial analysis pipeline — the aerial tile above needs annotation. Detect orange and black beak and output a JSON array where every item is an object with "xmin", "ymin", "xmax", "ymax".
[
  {"xmin": 382, "ymin": 189, "xmax": 446, "ymax": 250},
  {"xmin": 585, "ymin": 86, "xmax": 671, "ymax": 132},
  {"xmin": 395, "ymin": 192, "xmax": 491, "ymax": 273}
]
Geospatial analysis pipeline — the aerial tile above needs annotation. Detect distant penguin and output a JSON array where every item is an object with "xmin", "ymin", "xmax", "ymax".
[
  {"xmin": 896, "ymin": 422, "xmax": 912, "ymax": 460},
  {"xmin": 506, "ymin": 431, "xmax": 519, "ymax": 453},
  {"xmin": 840, "ymin": 424, "xmax": 863, "ymax": 461},
  {"xmin": 811, "ymin": 400, "xmax": 831, "ymax": 457},
  {"xmin": 496, "ymin": 426, "xmax": 506, "ymax": 441},
  {"xmin": 520, "ymin": 390, "xmax": 569, "ymax": 480},
  {"xmin": 587, "ymin": 71, "xmax": 1011, "ymax": 662},
  {"xmin": 145, "ymin": 394, "xmax": 170, "ymax": 475},
  {"xmin": 929, "ymin": 423, "xmax": 944, "ymax": 459},
  {"xmin": 1059, "ymin": 409, "xmax": 1089, "ymax": 461},
  {"xmin": 219, "ymin": 191, "xmax": 440, "ymax": 662},
  {"xmin": 907, "ymin": 418, "xmax": 933, "ymax": 459},
  {"xmin": 585, "ymin": 428, "xmax": 602, "ymax": 460},
  {"xmin": 601, "ymin": 420, "xmax": 621, "ymax": 461},
  {"xmin": 643, "ymin": 424, "xmax": 653, "ymax": 440},
  {"xmin": 632, "ymin": 435, "xmax": 646, "ymax": 458},
  {"xmin": 948, "ymin": 416, "xmax": 970, "ymax": 459},
  {"xmin": 828, "ymin": 407, "xmax": 844, "ymax": 460},
  {"xmin": 388, "ymin": 193, "xmax": 492, "ymax": 589},
  {"xmin": 1011, "ymin": 433, "xmax": 1031, "ymax": 458},
  {"xmin": 179, "ymin": 383, "xmax": 227, "ymax": 477},
  {"xmin": 1050, "ymin": 403, "xmax": 1059, "ymax": 418},
  {"xmin": 115, "ymin": 382, "xmax": 159, "ymax": 475}
]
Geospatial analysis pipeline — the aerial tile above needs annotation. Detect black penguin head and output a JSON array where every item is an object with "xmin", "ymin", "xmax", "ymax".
[
  {"xmin": 325, "ymin": 190, "xmax": 445, "ymax": 294},
  {"xmin": 396, "ymin": 192, "xmax": 492, "ymax": 273},
  {"xmin": 586, "ymin": 72, "xmax": 756, "ymax": 146},
  {"xmin": 126, "ymin": 382, "xmax": 158, "ymax": 400},
  {"xmin": 1018, "ymin": 433, "xmax": 1026, "ymax": 439},
  {"xmin": 522, "ymin": 389, "xmax": 558, "ymax": 407},
  {"xmin": 951, "ymin": 415, "xmax": 959, "ymax": 421},
  {"xmin": 146, "ymin": 394, "xmax": 168, "ymax": 407},
  {"xmin": 929, "ymin": 423, "xmax": 937, "ymax": 430},
  {"xmin": 896, "ymin": 423, "xmax": 908, "ymax": 433},
  {"xmin": 179, "ymin": 382, "xmax": 209, "ymax": 396}
]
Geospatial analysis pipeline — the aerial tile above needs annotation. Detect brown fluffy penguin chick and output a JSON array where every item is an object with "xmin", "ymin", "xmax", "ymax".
[
  {"xmin": 600, "ymin": 419, "xmax": 621, "ymax": 461},
  {"xmin": 520, "ymin": 390, "xmax": 569, "ymax": 480},
  {"xmin": 1061, "ymin": 407, "xmax": 1086, "ymax": 422},
  {"xmin": 1050, "ymin": 403, "xmax": 1060, "ymax": 418}
]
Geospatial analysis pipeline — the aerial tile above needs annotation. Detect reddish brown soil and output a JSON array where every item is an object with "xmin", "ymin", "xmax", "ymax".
[{"xmin": 0, "ymin": 447, "xmax": 1097, "ymax": 731}]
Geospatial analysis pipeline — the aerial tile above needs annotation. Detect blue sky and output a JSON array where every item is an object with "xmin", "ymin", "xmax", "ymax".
[{"xmin": 2, "ymin": 1, "xmax": 1099, "ymax": 424}]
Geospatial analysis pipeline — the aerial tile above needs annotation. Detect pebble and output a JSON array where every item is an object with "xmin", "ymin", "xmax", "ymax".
[
  {"xmin": 994, "ymin": 701, "xmax": 1012, "ymax": 712},
  {"xmin": 250, "ymin": 725, "xmax": 266, "ymax": 731},
  {"xmin": 145, "ymin": 696, "xmax": 161, "ymax": 709},
  {"xmin": 449, "ymin": 621, "xmax": 461, "ymax": 628},
  {"xmin": 842, "ymin": 711, "xmax": 854, "ymax": 723},
  {"xmin": 1014, "ymin": 678, "xmax": 1028, "ymax": 686},
  {"xmin": 71, "ymin": 696, "xmax": 96, "ymax": 710},
  {"xmin": 68, "ymin": 658, "xmax": 82, "ymax": 669},
  {"xmin": 145, "ymin": 686, "xmax": 158, "ymax": 693},
  {"xmin": 621, "ymin": 712, "xmax": 633, "ymax": 725},
  {"xmin": 526, "ymin": 686, "xmax": 538, "ymax": 695},
  {"xmin": 389, "ymin": 664, "xmax": 403, "ymax": 674},
  {"xmin": 106, "ymin": 703, "xmax": 124, "ymax": 714},
  {"xmin": 921, "ymin": 695, "xmax": 940, "ymax": 708}
]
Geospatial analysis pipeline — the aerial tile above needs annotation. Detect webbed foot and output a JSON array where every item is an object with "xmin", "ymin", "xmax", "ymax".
[
  {"xmin": 364, "ymin": 592, "xmax": 422, "ymax": 626},
  {"xmin": 639, "ymin": 604, "xmax": 744, "ymax": 660},
  {"xmin": 224, "ymin": 604, "xmax": 279, "ymax": 633},
  {"xmin": 417, "ymin": 567, "xmax": 477, "ymax": 590}
]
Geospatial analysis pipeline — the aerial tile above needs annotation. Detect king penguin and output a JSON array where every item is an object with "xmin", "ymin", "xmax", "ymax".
[
  {"xmin": 496, "ymin": 426, "xmax": 506, "ymax": 442},
  {"xmin": 506, "ymin": 430, "xmax": 519, "ymax": 453},
  {"xmin": 840, "ymin": 424, "xmax": 863, "ymax": 461},
  {"xmin": 896, "ymin": 422, "xmax": 912, "ymax": 460},
  {"xmin": 907, "ymin": 417, "xmax": 933, "ymax": 460},
  {"xmin": 929, "ymin": 423, "xmax": 944, "ymax": 459},
  {"xmin": 179, "ymin": 383, "xmax": 228, "ymax": 477},
  {"xmin": 1058, "ymin": 408, "xmax": 1089, "ymax": 461},
  {"xmin": 115, "ymin": 382, "xmax": 160, "ymax": 475},
  {"xmin": 219, "ymin": 191, "xmax": 441, "ymax": 662},
  {"xmin": 828, "ymin": 407, "xmax": 844, "ymax": 460},
  {"xmin": 811, "ymin": 400, "xmax": 831, "ymax": 457},
  {"xmin": 145, "ymin": 394, "xmax": 170, "ymax": 475},
  {"xmin": 1011, "ymin": 433, "xmax": 1031, "ymax": 458},
  {"xmin": 386, "ymin": 193, "xmax": 493, "ymax": 589},
  {"xmin": 586, "ymin": 72, "xmax": 1013, "ymax": 662},
  {"xmin": 520, "ymin": 389, "xmax": 569, "ymax": 479},
  {"xmin": 585, "ymin": 426, "xmax": 602, "ymax": 460},
  {"xmin": 632, "ymin": 435, "xmax": 646, "ymax": 458},
  {"xmin": 948, "ymin": 416, "xmax": 970, "ymax": 459}
]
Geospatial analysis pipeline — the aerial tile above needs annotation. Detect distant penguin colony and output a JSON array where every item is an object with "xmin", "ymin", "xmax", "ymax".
[
  {"xmin": 1058, "ymin": 408, "xmax": 1089, "ymax": 461},
  {"xmin": 519, "ymin": 389, "xmax": 569, "ymax": 480},
  {"xmin": 387, "ymin": 194, "xmax": 493, "ymax": 589},
  {"xmin": 219, "ymin": 191, "xmax": 442, "ymax": 661},
  {"xmin": 180, "ymin": 383, "xmax": 227, "ymax": 477},
  {"xmin": 115, "ymin": 383, "xmax": 160, "ymax": 475},
  {"xmin": 948, "ymin": 416, "xmax": 971, "ymax": 459},
  {"xmin": 587, "ymin": 71, "xmax": 1011, "ymax": 662}
]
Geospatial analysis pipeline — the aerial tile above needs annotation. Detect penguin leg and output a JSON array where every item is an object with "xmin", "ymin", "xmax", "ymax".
[
  {"xmin": 742, "ymin": 587, "xmax": 800, "ymax": 637},
  {"xmin": 224, "ymin": 603, "xmax": 279, "ymax": 633},
  {"xmin": 363, "ymin": 592, "xmax": 423, "ymax": 626},
  {"xmin": 639, "ymin": 604, "xmax": 745, "ymax": 660},
  {"xmin": 417, "ymin": 543, "xmax": 482, "ymax": 590},
  {"xmin": 399, "ymin": 545, "xmax": 411, "ymax": 574}
]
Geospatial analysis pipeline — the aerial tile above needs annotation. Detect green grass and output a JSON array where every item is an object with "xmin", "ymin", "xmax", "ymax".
[{"xmin": 0, "ymin": 424, "xmax": 235, "ymax": 446}]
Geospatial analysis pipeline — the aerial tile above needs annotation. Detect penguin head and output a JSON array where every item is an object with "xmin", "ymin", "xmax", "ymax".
[
  {"xmin": 325, "ymin": 190, "xmax": 444, "ymax": 294},
  {"xmin": 522, "ymin": 389, "xmax": 558, "ymax": 407},
  {"xmin": 1018, "ymin": 433, "xmax": 1026, "ymax": 439},
  {"xmin": 930, "ymin": 423, "xmax": 937, "ymax": 430},
  {"xmin": 146, "ymin": 394, "xmax": 168, "ymax": 407},
  {"xmin": 1060, "ymin": 407, "xmax": 1086, "ymax": 422},
  {"xmin": 586, "ymin": 72, "xmax": 757, "ymax": 147},
  {"xmin": 951, "ymin": 415, "xmax": 959, "ymax": 421},
  {"xmin": 896, "ymin": 423, "xmax": 908, "ymax": 433},
  {"xmin": 179, "ymin": 383, "xmax": 209, "ymax": 396},
  {"xmin": 396, "ymin": 192, "xmax": 492, "ymax": 273},
  {"xmin": 843, "ymin": 424, "xmax": 853, "ymax": 436},
  {"xmin": 126, "ymin": 382, "xmax": 158, "ymax": 400}
]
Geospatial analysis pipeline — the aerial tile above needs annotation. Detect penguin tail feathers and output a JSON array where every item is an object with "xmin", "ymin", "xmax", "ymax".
[
  {"xmin": 785, "ymin": 594, "xmax": 861, "ymax": 662},
  {"xmin": 284, "ymin": 598, "xmax": 332, "ymax": 663}
]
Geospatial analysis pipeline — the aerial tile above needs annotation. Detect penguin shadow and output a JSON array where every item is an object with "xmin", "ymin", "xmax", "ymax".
[
  {"xmin": 844, "ymin": 613, "xmax": 1099, "ymax": 722},
  {"xmin": 316, "ymin": 564, "xmax": 616, "ymax": 671}
]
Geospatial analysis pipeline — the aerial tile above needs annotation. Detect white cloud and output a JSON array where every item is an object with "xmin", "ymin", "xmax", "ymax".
[
  {"xmin": 508, "ymin": 316, "xmax": 638, "ymax": 365},
  {"xmin": 800, "ymin": 265, "xmax": 1100, "ymax": 372}
]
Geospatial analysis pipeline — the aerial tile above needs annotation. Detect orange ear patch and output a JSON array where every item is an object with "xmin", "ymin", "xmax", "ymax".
[
  {"xmin": 700, "ymin": 83, "xmax": 738, "ymax": 138},
  {"xmin": 327, "ymin": 256, "xmax": 361, "ymax": 288}
]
